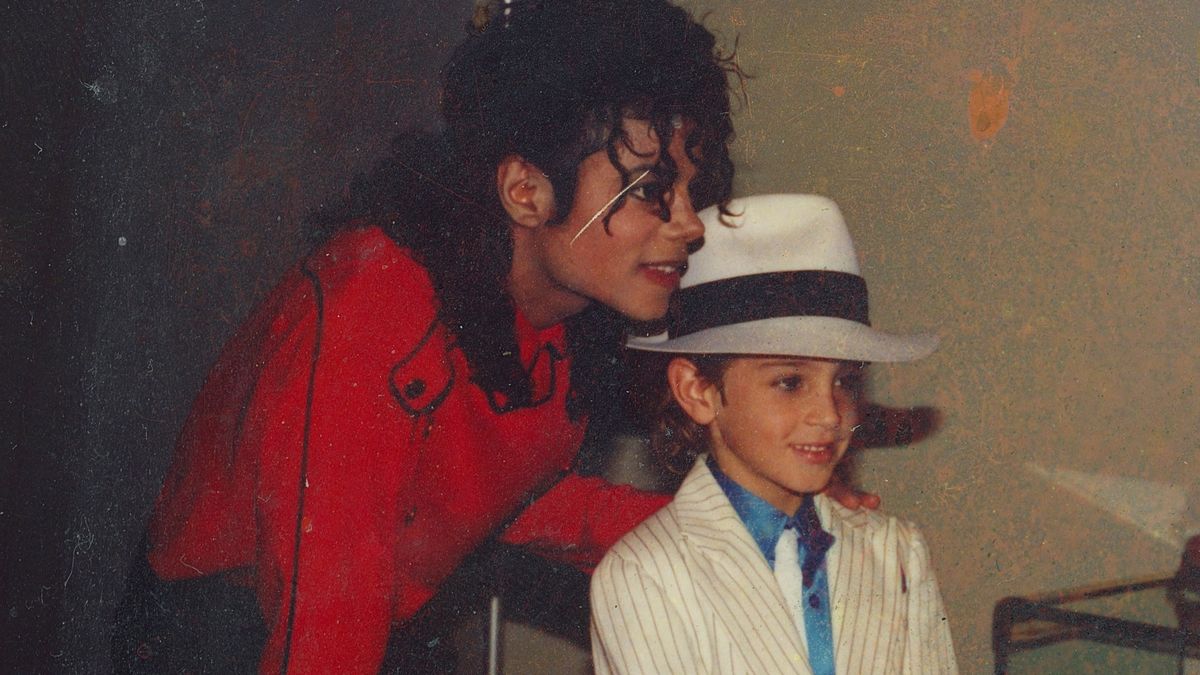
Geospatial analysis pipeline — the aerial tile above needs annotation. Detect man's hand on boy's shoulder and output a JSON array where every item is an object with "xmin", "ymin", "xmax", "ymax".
[{"xmin": 823, "ymin": 479, "xmax": 881, "ymax": 510}]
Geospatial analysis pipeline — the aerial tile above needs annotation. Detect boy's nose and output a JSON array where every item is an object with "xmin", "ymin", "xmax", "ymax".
[{"xmin": 806, "ymin": 391, "xmax": 844, "ymax": 431}]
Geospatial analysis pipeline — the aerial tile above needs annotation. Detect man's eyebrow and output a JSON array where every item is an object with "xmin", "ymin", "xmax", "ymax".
[
  {"xmin": 622, "ymin": 159, "xmax": 668, "ymax": 177},
  {"xmin": 630, "ymin": 163, "xmax": 663, "ymax": 175}
]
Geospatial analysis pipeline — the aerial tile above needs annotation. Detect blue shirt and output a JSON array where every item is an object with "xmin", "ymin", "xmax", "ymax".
[{"xmin": 706, "ymin": 456, "xmax": 838, "ymax": 675}]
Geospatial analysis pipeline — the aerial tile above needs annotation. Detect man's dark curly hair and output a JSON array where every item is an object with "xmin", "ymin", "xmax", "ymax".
[{"xmin": 313, "ymin": 0, "xmax": 741, "ymax": 421}]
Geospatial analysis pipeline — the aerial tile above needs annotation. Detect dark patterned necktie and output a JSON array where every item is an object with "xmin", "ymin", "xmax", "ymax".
[{"xmin": 789, "ymin": 493, "xmax": 835, "ymax": 589}]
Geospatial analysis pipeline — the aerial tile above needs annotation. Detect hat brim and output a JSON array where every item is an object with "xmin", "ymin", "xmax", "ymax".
[{"xmin": 626, "ymin": 316, "xmax": 939, "ymax": 363}]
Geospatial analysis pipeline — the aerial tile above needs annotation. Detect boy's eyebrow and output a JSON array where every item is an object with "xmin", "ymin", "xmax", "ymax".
[
  {"xmin": 753, "ymin": 358, "xmax": 821, "ymax": 370},
  {"xmin": 752, "ymin": 358, "xmax": 861, "ymax": 370}
]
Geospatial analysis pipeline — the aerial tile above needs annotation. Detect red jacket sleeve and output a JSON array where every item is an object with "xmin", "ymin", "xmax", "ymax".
[{"xmin": 498, "ymin": 473, "xmax": 671, "ymax": 573}]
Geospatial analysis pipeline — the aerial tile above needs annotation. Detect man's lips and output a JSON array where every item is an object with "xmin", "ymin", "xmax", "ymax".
[{"xmin": 640, "ymin": 260, "xmax": 687, "ymax": 287}]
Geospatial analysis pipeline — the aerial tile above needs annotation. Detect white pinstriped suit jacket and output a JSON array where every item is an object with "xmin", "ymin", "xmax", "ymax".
[{"xmin": 590, "ymin": 459, "xmax": 958, "ymax": 674}]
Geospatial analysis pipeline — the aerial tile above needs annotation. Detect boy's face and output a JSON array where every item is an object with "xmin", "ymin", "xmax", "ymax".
[
  {"xmin": 705, "ymin": 357, "xmax": 862, "ymax": 515},
  {"xmin": 525, "ymin": 118, "xmax": 705, "ymax": 323}
]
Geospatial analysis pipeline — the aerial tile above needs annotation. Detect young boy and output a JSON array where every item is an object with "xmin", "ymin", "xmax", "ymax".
[{"xmin": 590, "ymin": 194, "xmax": 958, "ymax": 674}]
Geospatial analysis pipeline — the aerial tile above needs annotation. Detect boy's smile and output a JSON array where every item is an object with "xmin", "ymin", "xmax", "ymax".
[{"xmin": 704, "ymin": 357, "xmax": 862, "ymax": 515}]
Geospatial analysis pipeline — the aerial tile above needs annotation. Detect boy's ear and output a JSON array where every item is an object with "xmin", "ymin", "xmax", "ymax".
[
  {"xmin": 667, "ymin": 357, "xmax": 720, "ymax": 425},
  {"xmin": 496, "ymin": 155, "xmax": 556, "ymax": 228}
]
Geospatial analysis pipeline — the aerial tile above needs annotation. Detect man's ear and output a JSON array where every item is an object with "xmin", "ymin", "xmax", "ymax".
[
  {"xmin": 496, "ymin": 155, "xmax": 556, "ymax": 228},
  {"xmin": 667, "ymin": 357, "xmax": 720, "ymax": 425}
]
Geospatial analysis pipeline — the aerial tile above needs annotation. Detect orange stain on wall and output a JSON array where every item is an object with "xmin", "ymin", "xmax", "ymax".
[{"xmin": 967, "ymin": 69, "xmax": 1011, "ymax": 141}]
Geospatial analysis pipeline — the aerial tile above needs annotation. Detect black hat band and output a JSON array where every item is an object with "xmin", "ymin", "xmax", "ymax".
[{"xmin": 667, "ymin": 270, "xmax": 870, "ymax": 339}]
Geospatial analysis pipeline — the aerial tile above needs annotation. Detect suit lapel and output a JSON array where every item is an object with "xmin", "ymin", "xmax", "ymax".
[
  {"xmin": 818, "ymin": 495, "xmax": 905, "ymax": 673},
  {"xmin": 674, "ymin": 460, "xmax": 813, "ymax": 674}
]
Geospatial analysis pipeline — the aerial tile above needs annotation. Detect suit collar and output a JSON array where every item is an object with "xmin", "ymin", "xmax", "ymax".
[
  {"xmin": 674, "ymin": 457, "xmax": 895, "ymax": 672},
  {"xmin": 675, "ymin": 455, "xmax": 873, "ymax": 535}
]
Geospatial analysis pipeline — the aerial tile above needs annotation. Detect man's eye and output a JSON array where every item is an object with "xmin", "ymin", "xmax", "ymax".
[{"xmin": 629, "ymin": 181, "xmax": 668, "ymax": 203}]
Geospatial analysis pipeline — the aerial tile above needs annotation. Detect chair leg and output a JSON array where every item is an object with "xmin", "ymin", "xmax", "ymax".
[{"xmin": 488, "ymin": 594, "xmax": 502, "ymax": 675}]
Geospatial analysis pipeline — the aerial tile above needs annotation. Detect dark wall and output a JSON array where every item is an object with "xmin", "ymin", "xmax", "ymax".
[{"xmin": 2, "ymin": 2, "xmax": 467, "ymax": 670}]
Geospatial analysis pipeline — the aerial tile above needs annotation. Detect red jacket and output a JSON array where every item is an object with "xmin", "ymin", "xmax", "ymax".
[{"xmin": 148, "ymin": 226, "xmax": 670, "ymax": 674}]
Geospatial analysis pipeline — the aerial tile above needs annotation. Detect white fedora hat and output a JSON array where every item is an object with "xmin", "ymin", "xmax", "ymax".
[{"xmin": 627, "ymin": 194, "xmax": 939, "ymax": 362}]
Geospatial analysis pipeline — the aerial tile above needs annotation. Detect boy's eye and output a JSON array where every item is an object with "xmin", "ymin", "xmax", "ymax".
[
  {"xmin": 835, "ymin": 374, "xmax": 864, "ymax": 397},
  {"xmin": 774, "ymin": 375, "xmax": 803, "ymax": 392}
]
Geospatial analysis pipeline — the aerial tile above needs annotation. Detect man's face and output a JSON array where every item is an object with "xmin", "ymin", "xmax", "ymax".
[
  {"xmin": 524, "ymin": 117, "xmax": 706, "ymax": 323},
  {"xmin": 704, "ymin": 357, "xmax": 863, "ymax": 515}
]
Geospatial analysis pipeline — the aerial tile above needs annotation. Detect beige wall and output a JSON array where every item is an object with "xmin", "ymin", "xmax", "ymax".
[{"xmin": 673, "ymin": 0, "xmax": 1199, "ymax": 671}]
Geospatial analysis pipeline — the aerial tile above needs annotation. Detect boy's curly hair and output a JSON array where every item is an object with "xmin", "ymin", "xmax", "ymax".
[{"xmin": 624, "ymin": 352, "xmax": 735, "ymax": 474}]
